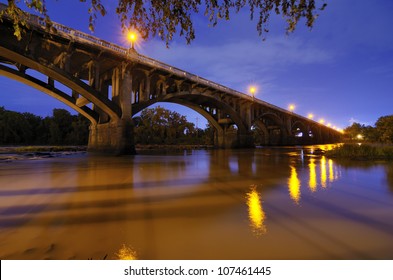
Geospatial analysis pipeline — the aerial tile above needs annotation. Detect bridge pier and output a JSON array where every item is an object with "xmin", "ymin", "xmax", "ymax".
[
  {"xmin": 88, "ymin": 120, "xmax": 135, "ymax": 155},
  {"xmin": 216, "ymin": 131, "xmax": 254, "ymax": 149},
  {"xmin": 237, "ymin": 133, "xmax": 255, "ymax": 148}
]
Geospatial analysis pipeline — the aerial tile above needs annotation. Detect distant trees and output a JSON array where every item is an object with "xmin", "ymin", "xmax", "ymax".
[
  {"xmin": 133, "ymin": 106, "xmax": 213, "ymax": 145},
  {"xmin": 0, "ymin": 106, "xmax": 214, "ymax": 146},
  {"xmin": 0, "ymin": 107, "xmax": 89, "ymax": 145},
  {"xmin": 344, "ymin": 115, "xmax": 393, "ymax": 144},
  {"xmin": 375, "ymin": 115, "xmax": 393, "ymax": 144}
]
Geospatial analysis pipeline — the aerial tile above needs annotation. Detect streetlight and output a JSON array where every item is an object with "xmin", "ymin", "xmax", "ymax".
[
  {"xmin": 319, "ymin": 118, "xmax": 325, "ymax": 124},
  {"xmin": 127, "ymin": 31, "xmax": 137, "ymax": 50},
  {"xmin": 289, "ymin": 104, "xmax": 295, "ymax": 112},
  {"xmin": 249, "ymin": 86, "xmax": 256, "ymax": 101},
  {"xmin": 308, "ymin": 113, "xmax": 314, "ymax": 119}
]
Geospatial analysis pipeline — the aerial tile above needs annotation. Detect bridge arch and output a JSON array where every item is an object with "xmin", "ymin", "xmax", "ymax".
[
  {"xmin": 255, "ymin": 112, "xmax": 288, "ymax": 145},
  {"xmin": 0, "ymin": 46, "xmax": 121, "ymax": 122},
  {"xmin": 0, "ymin": 64, "xmax": 98, "ymax": 124},
  {"xmin": 0, "ymin": 9, "xmax": 342, "ymax": 154},
  {"xmin": 290, "ymin": 119, "xmax": 311, "ymax": 145},
  {"xmin": 251, "ymin": 119, "xmax": 269, "ymax": 146}
]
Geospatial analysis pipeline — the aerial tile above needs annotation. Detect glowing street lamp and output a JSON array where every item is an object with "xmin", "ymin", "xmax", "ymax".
[
  {"xmin": 308, "ymin": 113, "xmax": 314, "ymax": 119},
  {"xmin": 289, "ymin": 104, "xmax": 295, "ymax": 112},
  {"xmin": 127, "ymin": 31, "xmax": 137, "ymax": 49},
  {"xmin": 249, "ymin": 86, "xmax": 256, "ymax": 101},
  {"xmin": 319, "ymin": 118, "xmax": 325, "ymax": 124}
]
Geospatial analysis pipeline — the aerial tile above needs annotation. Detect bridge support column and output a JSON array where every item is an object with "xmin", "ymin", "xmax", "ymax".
[
  {"xmin": 88, "ymin": 119, "xmax": 135, "ymax": 155},
  {"xmin": 88, "ymin": 65, "xmax": 135, "ymax": 155},
  {"xmin": 215, "ymin": 131, "xmax": 254, "ymax": 149},
  {"xmin": 237, "ymin": 133, "xmax": 255, "ymax": 148}
]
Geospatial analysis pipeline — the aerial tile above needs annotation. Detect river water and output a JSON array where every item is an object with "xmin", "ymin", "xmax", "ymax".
[{"xmin": 0, "ymin": 146, "xmax": 392, "ymax": 260}]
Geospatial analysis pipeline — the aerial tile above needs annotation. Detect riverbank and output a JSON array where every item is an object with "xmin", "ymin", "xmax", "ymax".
[
  {"xmin": 325, "ymin": 143, "xmax": 393, "ymax": 160},
  {"xmin": 135, "ymin": 144, "xmax": 213, "ymax": 151},
  {"xmin": 0, "ymin": 145, "xmax": 214, "ymax": 161},
  {"xmin": 0, "ymin": 146, "xmax": 87, "ymax": 162},
  {"xmin": 0, "ymin": 146, "xmax": 87, "ymax": 153}
]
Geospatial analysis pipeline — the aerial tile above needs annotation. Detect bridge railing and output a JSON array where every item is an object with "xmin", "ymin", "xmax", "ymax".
[
  {"xmin": 0, "ymin": 3, "xmax": 254, "ymax": 100},
  {"xmin": 0, "ymin": 3, "xmax": 334, "ymax": 128}
]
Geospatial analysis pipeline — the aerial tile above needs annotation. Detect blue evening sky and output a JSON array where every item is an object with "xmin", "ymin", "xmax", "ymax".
[{"xmin": 1, "ymin": 0, "xmax": 392, "ymax": 130}]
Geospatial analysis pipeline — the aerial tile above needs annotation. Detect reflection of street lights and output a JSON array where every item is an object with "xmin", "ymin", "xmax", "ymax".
[{"xmin": 127, "ymin": 31, "xmax": 137, "ymax": 49}]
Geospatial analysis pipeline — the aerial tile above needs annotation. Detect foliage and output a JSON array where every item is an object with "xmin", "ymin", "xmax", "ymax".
[
  {"xmin": 344, "ymin": 122, "xmax": 365, "ymax": 140},
  {"xmin": 0, "ymin": 106, "xmax": 213, "ymax": 146},
  {"xmin": 1, "ymin": 0, "xmax": 328, "ymax": 45},
  {"xmin": 375, "ymin": 115, "xmax": 393, "ymax": 144},
  {"xmin": 133, "ymin": 106, "xmax": 212, "ymax": 145},
  {"xmin": 0, "ymin": 107, "xmax": 90, "ymax": 145},
  {"xmin": 325, "ymin": 144, "xmax": 393, "ymax": 160},
  {"xmin": 344, "ymin": 115, "xmax": 393, "ymax": 144}
]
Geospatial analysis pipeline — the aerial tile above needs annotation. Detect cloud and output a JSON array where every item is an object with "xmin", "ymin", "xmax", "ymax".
[
  {"xmin": 144, "ymin": 36, "xmax": 334, "ymax": 94},
  {"xmin": 348, "ymin": 117, "xmax": 373, "ymax": 126}
]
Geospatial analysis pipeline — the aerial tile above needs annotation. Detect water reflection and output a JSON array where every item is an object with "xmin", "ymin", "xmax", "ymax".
[
  {"xmin": 288, "ymin": 154, "xmax": 342, "ymax": 204},
  {"xmin": 328, "ymin": 159, "xmax": 334, "ymax": 183},
  {"xmin": 308, "ymin": 158, "xmax": 317, "ymax": 192},
  {"xmin": 288, "ymin": 166, "xmax": 301, "ymax": 204},
  {"xmin": 320, "ymin": 156, "xmax": 327, "ymax": 188},
  {"xmin": 116, "ymin": 244, "xmax": 138, "ymax": 260},
  {"xmin": 387, "ymin": 165, "xmax": 393, "ymax": 193},
  {"xmin": 1, "ymin": 147, "xmax": 393, "ymax": 259},
  {"xmin": 246, "ymin": 185, "xmax": 266, "ymax": 235}
]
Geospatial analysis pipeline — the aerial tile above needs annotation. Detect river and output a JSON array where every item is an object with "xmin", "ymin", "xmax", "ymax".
[{"xmin": 1, "ymin": 145, "xmax": 392, "ymax": 259}]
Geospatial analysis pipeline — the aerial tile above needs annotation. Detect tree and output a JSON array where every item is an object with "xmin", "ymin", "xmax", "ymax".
[
  {"xmin": 67, "ymin": 114, "xmax": 90, "ymax": 145},
  {"xmin": 344, "ymin": 122, "xmax": 365, "ymax": 141},
  {"xmin": 375, "ymin": 115, "xmax": 393, "ymax": 144},
  {"xmin": 1, "ymin": 0, "xmax": 327, "ymax": 45},
  {"xmin": 134, "ymin": 106, "xmax": 200, "ymax": 145},
  {"xmin": 0, "ymin": 107, "xmax": 91, "ymax": 145},
  {"xmin": 362, "ymin": 125, "xmax": 378, "ymax": 143}
]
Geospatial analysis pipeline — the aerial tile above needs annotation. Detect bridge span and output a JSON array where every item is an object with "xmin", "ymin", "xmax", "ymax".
[{"xmin": 0, "ymin": 4, "xmax": 341, "ymax": 154}]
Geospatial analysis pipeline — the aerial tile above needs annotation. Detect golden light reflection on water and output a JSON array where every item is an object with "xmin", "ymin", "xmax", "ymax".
[
  {"xmin": 288, "ymin": 166, "xmax": 301, "ymax": 204},
  {"xmin": 308, "ymin": 158, "xmax": 317, "ymax": 192},
  {"xmin": 246, "ymin": 185, "xmax": 266, "ymax": 235},
  {"xmin": 115, "ymin": 244, "xmax": 138, "ymax": 260},
  {"xmin": 328, "ymin": 159, "xmax": 334, "ymax": 182},
  {"xmin": 288, "ymin": 153, "xmax": 341, "ymax": 203},
  {"xmin": 320, "ymin": 156, "xmax": 327, "ymax": 188}
]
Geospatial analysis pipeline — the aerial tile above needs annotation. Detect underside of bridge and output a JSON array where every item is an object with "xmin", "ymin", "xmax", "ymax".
[{"xmin": 0, "ymin": 10, "xmax": 342, "ymax": 154}]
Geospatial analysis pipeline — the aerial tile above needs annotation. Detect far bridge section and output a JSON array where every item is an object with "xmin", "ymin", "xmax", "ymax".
[{"xmin": 0, "ymin": 4, "xmax": 342, "ymax": 154}]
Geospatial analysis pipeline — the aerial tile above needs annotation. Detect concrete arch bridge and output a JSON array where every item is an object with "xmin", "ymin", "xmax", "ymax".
[{"xmin": 0, "ymin": 4, "xmax": 341, "ymax": 154}]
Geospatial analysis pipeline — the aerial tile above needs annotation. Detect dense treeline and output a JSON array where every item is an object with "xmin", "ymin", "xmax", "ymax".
[
  {"xmin": 0, "ymin": 107, "xmax": 89, "ymax": 145},
  {"xmin": 344, "ymin": 115, "xmax": 393, "ymax": 144},
  {"xmin": 3, "ymin": 105, "xmax": 393, "ymax": 147},
  {"xmin": 134, "ymin": 106, "xmax": 214, "ymax": 145},
  {"xmin": 0, "ymin": 106, "xmax": 214, "ymax": 146}
]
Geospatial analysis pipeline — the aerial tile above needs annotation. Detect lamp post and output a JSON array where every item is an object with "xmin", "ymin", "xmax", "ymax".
[
  {"xmin": 127, "ymin": 31, "xmax": 137, "ymax": 50},
  {"xmin": 289, "ymin": 104, "xmax": 295, "ymax": 112},
  {"xmin": 249, "ymin": 86, "xmax": 256, "ymax": 101}
]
